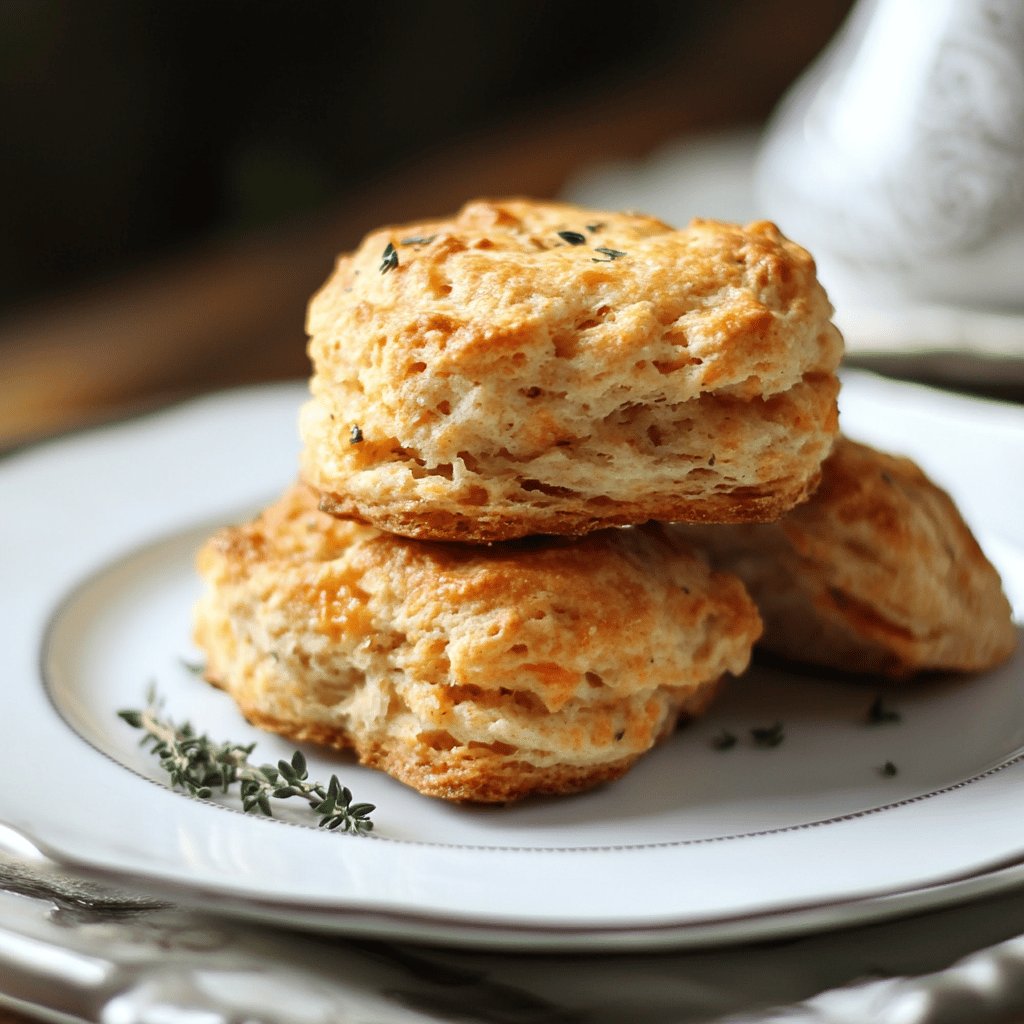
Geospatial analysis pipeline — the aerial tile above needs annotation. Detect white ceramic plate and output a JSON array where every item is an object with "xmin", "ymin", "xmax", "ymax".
[{"xmin": 2, "ymin": 372, "xmax": 1023, "ymax": 950}]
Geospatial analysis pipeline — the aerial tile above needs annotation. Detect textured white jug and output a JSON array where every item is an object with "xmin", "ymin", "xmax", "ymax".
[{"xmin": 757, "ymin": 0, "xmax": 1024, "ymax": 311}]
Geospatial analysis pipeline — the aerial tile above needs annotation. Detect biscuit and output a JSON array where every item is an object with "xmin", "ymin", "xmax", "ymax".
[
  {"xmin": 301, "ymin": 198, "xmax": 843, "ymax": 542},
  {"xmin": 679, "ymin": 438, "xmax": 1017, "ymax": 678},
  {"xmin": 193, "ymin": 483, "xmax": 762, "ymax": 802}
]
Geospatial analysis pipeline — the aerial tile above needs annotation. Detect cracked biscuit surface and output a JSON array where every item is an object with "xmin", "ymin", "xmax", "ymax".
[
  {"xmin": 193, "ymin": 484, "xmax": 762, "ymax": 802},
  {"xmin": 301, "ymin": 198, "xmax": 843, "ymax": 542},
  {"xmin": 680, "ymin": 437, "xmax": 1017, "ymax": 678}
]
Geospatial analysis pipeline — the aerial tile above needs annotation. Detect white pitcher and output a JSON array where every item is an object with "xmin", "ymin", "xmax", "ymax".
[{"xmin": 757, "ymin": 0, "xmax": 1024, "ymax": 312}]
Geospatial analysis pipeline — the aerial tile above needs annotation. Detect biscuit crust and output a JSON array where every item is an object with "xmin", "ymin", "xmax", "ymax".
[
  {"xmin": 681, "ymin": 437, "xmax": 1017, "ymax": 678},
  {"xmin": 193, "ymin": 484, "xmax": 761, "ymax": 801},
  {"xmin": 301, "ymin": 199, "xmax": 843, "ymax": 541}
]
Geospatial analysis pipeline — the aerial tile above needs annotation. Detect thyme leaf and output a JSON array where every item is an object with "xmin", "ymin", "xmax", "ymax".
[
  {"xmin": 118, "ymin": 687, "xmax": 374, "ymax": 834},
  {"xmin": 379, "ymin": 242, "xmax": 399, "ymax": 274},
  {"xmin": 591, "ymin": 247, "xmax": 627, "ymax": 263},
  {"xmin": 349, "ymin": 424, "xmax": 364, "ymax": 444},
  {"xmin": 399, "ymin": 235, "xmax": 436, "ymax": 246},
  {"xmin": 557, "ymin": 230, "xmax": 587, "ymax": 246}
]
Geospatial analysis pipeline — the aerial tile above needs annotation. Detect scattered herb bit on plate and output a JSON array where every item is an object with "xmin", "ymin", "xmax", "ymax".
[
  {"xmin": 118, "ymin": 687, "xmax": 374, "ymax": 834},
  {"xmin": 750, "ymin": 722, "xmax": 785, "ymax": 748},
  {"xmin": 866, "ymin": 695, "xmax": 901, "ymax": 725},
  {"xmin": 178, "ymin": 656, "xmax": 206, "ymax": 675},
  {"xmin": 711, "ymin": 729, "xmax": 737, "ymax": 751},
  {"xmin": 879, "ymin": 760, "xmax": 898, "ymax": 777}
]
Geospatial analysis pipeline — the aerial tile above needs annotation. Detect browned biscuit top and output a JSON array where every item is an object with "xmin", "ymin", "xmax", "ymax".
[{"xmin": 307, "ymin": 198, "xmax": 840, "ymax": 402}]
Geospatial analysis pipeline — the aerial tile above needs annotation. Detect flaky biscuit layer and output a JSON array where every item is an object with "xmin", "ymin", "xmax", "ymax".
[
  {"xmin": 681, "ymin": 437, "xmax": 1017, "ymax": 678},
  {"xmin": 193, "ymin": 484, "xmax": 761, "ymax": 801},
  {"xmin": 301, "ymin": 198, "xmax": 843, "ymax": 541}
]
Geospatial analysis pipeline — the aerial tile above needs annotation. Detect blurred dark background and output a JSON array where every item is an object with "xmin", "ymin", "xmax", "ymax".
[
  {"xmin": 5, "ymin": 0, "xmax": 711, "ymax": 307},
  {"xmin": 0, "ymin": 0, "xmax": 855, "ymax": 445}
]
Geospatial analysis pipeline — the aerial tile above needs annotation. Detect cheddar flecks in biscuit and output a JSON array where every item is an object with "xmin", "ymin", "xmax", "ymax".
[
  {"xmin": 193, "ymin": 484, "xmax": 762, "ymax": 802},
  {"xmin": 681, "ymin": 438, "xmax": 1017, "ymax": 678},
  {"xmin": 301, "ymin": 199, "xmax": 843, "ymax": 542}
]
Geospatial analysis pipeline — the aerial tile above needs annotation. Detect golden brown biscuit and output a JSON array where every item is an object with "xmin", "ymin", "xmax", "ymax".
[
  {"xmin": 680, "ymin": 437, "xmax": 1017, "ymax": 678},
  {"xmin": 301, "ymin": 198, "xmax": 843, "ymax": 542},
  {"xmin": 193, "ymin": 484, "xmax": 761, "ymax": 802}
]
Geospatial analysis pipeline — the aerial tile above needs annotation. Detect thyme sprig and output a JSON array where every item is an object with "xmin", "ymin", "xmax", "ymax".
[{"xmin": 118, "ymin": 687, "xmax": 374, "ymax": 834}]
